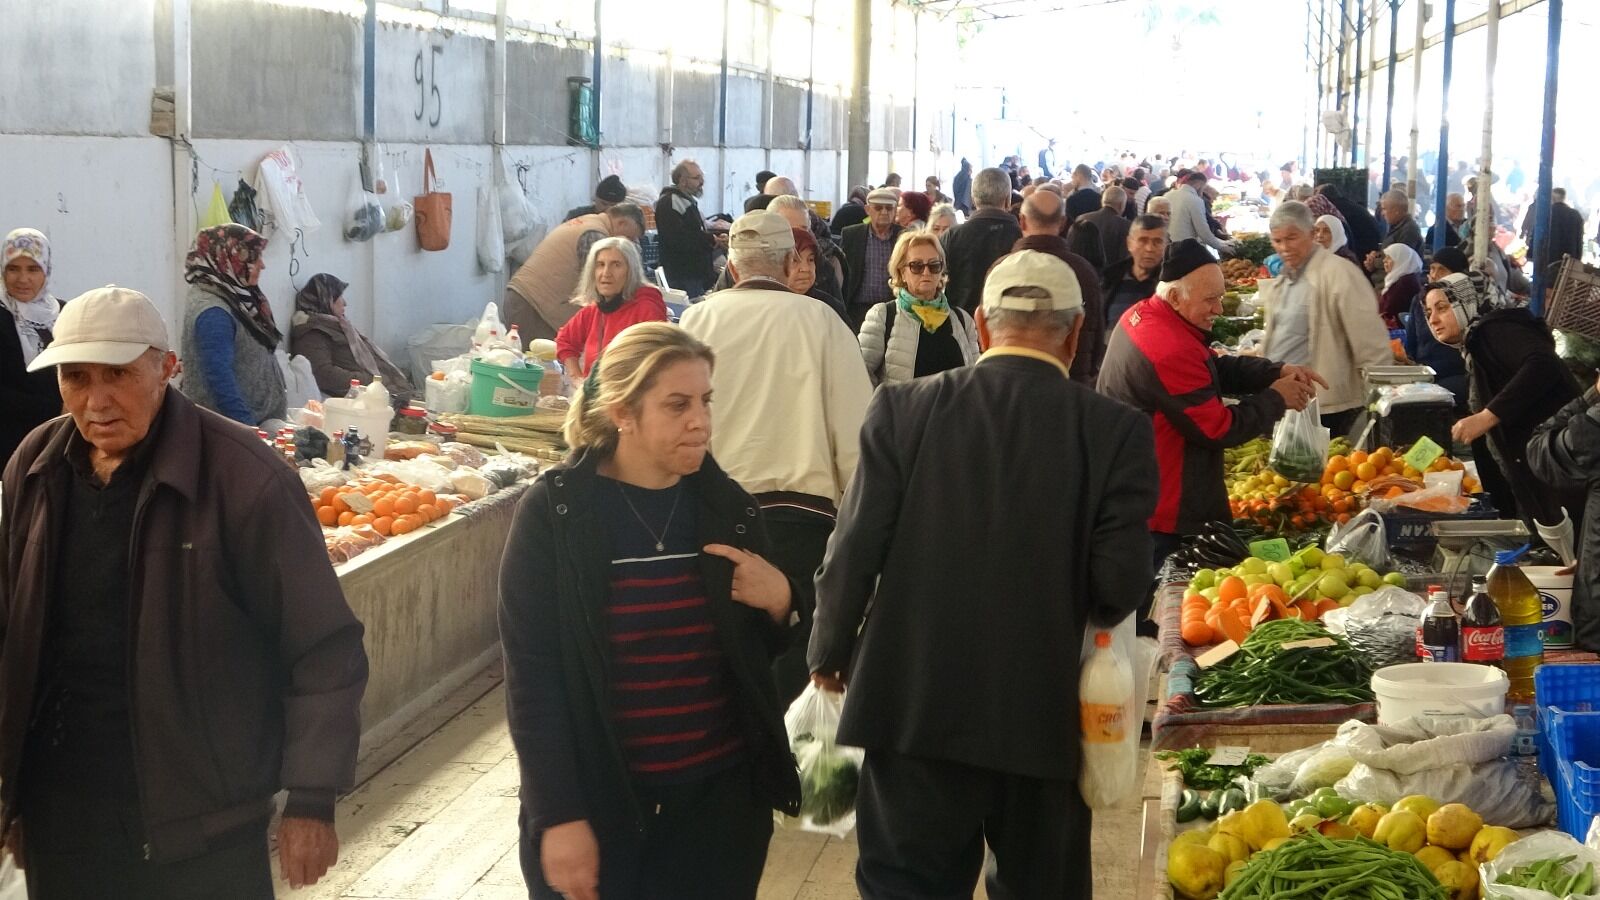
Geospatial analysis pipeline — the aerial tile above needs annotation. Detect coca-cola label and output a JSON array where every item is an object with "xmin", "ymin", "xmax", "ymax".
[{"xmin": 1462, "ymin": 626, "xmax": 1506, "ymax": 662}]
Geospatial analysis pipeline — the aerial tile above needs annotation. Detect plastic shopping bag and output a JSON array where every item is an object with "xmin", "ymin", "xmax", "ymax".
[
  {"xmin": 1484, "ymin": 830, "xmax": 1600, "ymax": 899},
  {"xmin": 200, "ymin": 182, "xmax": 233, "ymax": 229},
  {"xmin": 477, "ymin": 185, "xmax": 505, "ymax": 273},
  {"xmin": 1268, "ymin": 396, "xmax": 1330, "ymax": 483},
  {"xmin": 253, "ymin": 145, "xmax": 321, "ymax": 237},
  {"xmin": 1325, "ymin": 507, "xmax": 1391, "ymax": 569},
  {"xmin": 345, "ymin": 180, "xmax": 385, "ymax": 243},
  {"xmin": 1078, "ymin": 614, "xmax": 1155, "ymax": 809},
  {"xmin": 781, "ymin": 682, "xmax": 863, "ymax": 838}
]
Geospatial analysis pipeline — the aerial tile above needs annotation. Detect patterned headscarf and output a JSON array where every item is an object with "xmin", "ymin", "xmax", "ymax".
[
  {"xmin": 184, "ymin": 224, "xmax": 280, "ymax": 350},
  {"xmin": 1429, "ymin": 270, "xmax": 1508, "ymax": 345},
  {"xmin": 1306, "ymin": 192, "xmax": 1347, "ymax": 227},
  {"xmin": 2, "ymin": 228, "xmax": 61, "ymax": 365}
]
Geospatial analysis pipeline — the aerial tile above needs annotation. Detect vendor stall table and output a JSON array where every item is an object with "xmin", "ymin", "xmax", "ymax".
[{"xmin": 336, "ymin": 483, "xmax": 527, "ymax": 748}]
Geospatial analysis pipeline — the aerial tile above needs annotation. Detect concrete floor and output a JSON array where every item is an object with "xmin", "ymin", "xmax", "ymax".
[{"xmin": 275, "ymin": 676, "xmax": 1148, "ymax": 900}]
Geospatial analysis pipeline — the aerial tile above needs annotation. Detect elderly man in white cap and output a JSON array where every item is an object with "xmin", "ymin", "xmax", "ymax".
[
  {"xmin": 810, "ymin": 251, "xmax": 1158, "ymax": 899},
  {"xmin": 678, "ymin": 211, "xmax": 873, "ymax": 705},
  {"xmin": 839, "ymin": 188, "xmax": 906, "ymax": 329},
  {"xmin": 0, "ymin": 287, "xmax": 367, "ymax": 897}
]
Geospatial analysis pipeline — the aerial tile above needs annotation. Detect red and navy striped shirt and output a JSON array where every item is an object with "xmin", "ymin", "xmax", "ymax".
[{"xmin": 598, "ymin": 477, "xmax": 744, "ymax": 785}]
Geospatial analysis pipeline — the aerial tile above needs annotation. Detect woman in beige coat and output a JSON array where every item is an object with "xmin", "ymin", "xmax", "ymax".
[{"xmin": 1257, "ymin": 201, "xmax": 1392, "ymax": 437}]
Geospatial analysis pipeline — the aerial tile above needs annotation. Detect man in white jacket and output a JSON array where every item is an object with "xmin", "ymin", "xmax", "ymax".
[
  {"xmin": 1260, "ymin": 201, "xmax": 1394, "ymax": 437},
  {"xmin": 679, "ymin": 210, "xmax": 873, "ymax": 703}
]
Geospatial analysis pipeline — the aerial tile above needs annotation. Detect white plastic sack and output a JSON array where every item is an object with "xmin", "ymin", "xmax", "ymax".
[
  {"xmin": 253, "ymin": 146, "xmax": 321, "ymax": 237},
  {"xmin": 498, "ymin": 160, "xmax": 538, "ymax": 246},
  {"xmin": 781, "ymin": 683, "xmax": 864, "ymax": 839},
  {"xmin": 276, "ymin": 350, "xmax": 322, "ymax": 410},
  {"xmin": 1340, "ymin": 585, "xmax": 1426, "ymax": 669},
  {"xmin": 1334, "ymin": 715, "xmax": 1555, "ymax": 828},
  {"xmin": 1485, "ymin": 830, "xmax": 1600, "ymax": 899},
  {"xmin": 406, "ymin": 324, "xmax": 475, "ymax": 387},
  {"xmin": 365, "ymin": 458, "xmax": 456, "ymax": 494},
  {"xmin": 1078, "ymin": 616, "xmax": 1155, "ymax": 810},
  {"xmin": 477, "ymin": 185, "xmax": 505, "ymax": 273},
  {"xmin": 424, "ymin": 373, "xmax": 471, "ymax": 415}
]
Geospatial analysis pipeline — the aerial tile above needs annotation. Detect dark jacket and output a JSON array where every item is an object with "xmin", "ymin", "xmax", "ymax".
[
  {"xmin": 1380, "ymin": 216, "xmax": 1424, "ymax": 254},
  {"xmin": 1425, "ymin": 221, "xmax": 1462, "ymax": 251},
  {"xmin": 840, "ymin": 222, "xmax": 904, "ymax": 310},
  {"xmin": 1066, "ymin": 187, "xmax": 1101, "ymax": 224},
  {"xmin": 1074, "ymin": 206, "xmax": 1131, "ymax": 269},
  {"xmin": 0, "ymin": 307, "xmax": 62, "ymax": 475},
  {"xmin": 498, "ymin": 450, "xmax": 802, "ymax": 842},
  {"xmin": 951, "ymin": 168, "xmax": 973, "ymax": 214},
  {"xmin": 653, "ymin": 187, "xmax": 717, "ymax": 289},
  {"xmin": 809, "ymin": 353, "xmax": 1155, "ymax": 780},
  {"xmin": 1330, "ymin": 194, "xmax": 1382, "ymax": 258},
  {"xmin": 1097, "ymin": 297, "xmax": 1286, "ymax": 536},
  {"xmin": 1540, "ymin": 202, "xmax": 1588, "ymax": 269},
  {"xmin": 830, "ymin": 201, "xmax": 867, "ymax": 235},
  {"xmin": 1013, "ymin": 234, "xmax": 1106, "ymax": 387},
  {"xmin": 940, "ymin": 208, "xmax": 1022, "ymax": 314},
  {"xmin": 0, "ymin": 389, "xmax": 368, "ymax": 861},
  {"xmin": 1402, "ymin": 293, "xmax": 1467, "ymax": 406},
  {"xmin": 290, "ymin": 313, "xmax": 416, "ymax": 402},
  {"xmin": 1379, "ymin": 273, "xmax": 1423, "ymax": 330},
  {"xmin": 1464, "ymin": 308, "xmax": 1583, "ymax": 524},
  {"xmin": 1528, "ymin": 389, "xmax": 1600, "ymax": 651},
  {"xmin": 1099, "ymin": 256, "xmax": 1161, "ymax": 332}
]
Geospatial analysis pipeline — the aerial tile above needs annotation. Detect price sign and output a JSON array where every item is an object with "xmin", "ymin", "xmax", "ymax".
[
  {"xmin": 1249, "ymin": 538, "xmax": 1292, "ymax": 562},
  {"xmin": 1196, "ymin": 640, "xmax": 1241, "ymax": 669},
  {"xmin": 1207, "ymin": 746, "xmax": 1252, "ymax": 767},
  {"xmin": 1279, "ymin": 637, "xmax": 1337, "ymax": 651},
  {"xmin": 1403, "ymin": 436, "xmax": 1446, "ymax": 474}
]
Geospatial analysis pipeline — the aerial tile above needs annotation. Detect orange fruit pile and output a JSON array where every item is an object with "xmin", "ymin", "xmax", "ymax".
[
  {"xmin": 311, "ymin": 475, "xmax": 457, "ymax": 536},
  {"xmin": 1322, "ymin": 446, "xmax": 1481, "ymax": 500}
]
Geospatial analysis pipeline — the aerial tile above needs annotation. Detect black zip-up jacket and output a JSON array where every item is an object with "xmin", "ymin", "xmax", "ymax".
[
  {"xmin": 653, "ymin": 186, "xmax": 716, "ymax": 289},
  {"xmin": 1528, "ymin": 389, "xmax": 1600, "ymax": 651},
  {"xmin": 0, "ymin": 389, "xmax": 368, "ymax": 861},
  {"xmin": 498, "ymin": 450, "xmax": 802, "ymax": 842}
]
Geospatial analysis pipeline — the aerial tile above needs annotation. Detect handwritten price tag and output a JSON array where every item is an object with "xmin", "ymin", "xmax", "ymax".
[
  {"xmin": 1249, "ymin": 538, "xmax": 1292, "ymax": 562},
  {"xmin": 1196, "ymin": 641, "xmax": 1241, "ymax": 669},
  {"xmin": 1207, "ymin": 746, "xmax": 1252, "ymax": 767},
  {"xmin": 1279, "ymin": 637, "xmax": 1338, "ymax": 651},
  {"xmin": 1403, "ymin": 436, "xmax": 1446, "ymax": 474}
]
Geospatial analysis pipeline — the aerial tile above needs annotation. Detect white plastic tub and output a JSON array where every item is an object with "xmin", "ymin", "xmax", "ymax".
[
  {"xmin": 1525, "ymin": 565, "xmax": 1576, "ymax": 650},
  {"xmin": 1372, "ymin": 662, "xmax": 1508, "ymax": 726},
  {"xmin": 321, "ymin": 398, "xmax": 392, "ymax": 461}
]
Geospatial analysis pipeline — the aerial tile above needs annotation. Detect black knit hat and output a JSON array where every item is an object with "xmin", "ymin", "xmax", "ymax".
[
  {"xmin": 1160, "ymin": 238, "xmax": 1219, "ymax": 282},
  {"xmin": 1432, "ymin": 246, "xmax": 1470, "ymax": 274},
  {"xmin": 596, "ymin": 174, "xmax": 627, "ymax": 203}
]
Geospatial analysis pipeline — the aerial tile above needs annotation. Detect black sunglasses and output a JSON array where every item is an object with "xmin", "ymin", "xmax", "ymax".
[{"xmin": 904, "ymin": 261, "xmax": 945, "ymax": 275}]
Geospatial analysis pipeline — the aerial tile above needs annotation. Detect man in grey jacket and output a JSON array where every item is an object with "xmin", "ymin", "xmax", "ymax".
[{"xmin": 0, "ymin": 287, "xmax": 368, "ymax": 897}]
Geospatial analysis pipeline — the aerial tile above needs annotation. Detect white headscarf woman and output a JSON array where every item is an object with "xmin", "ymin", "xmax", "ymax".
[
  {"xmin": 2, "ymin": 228, "xmax": 61, "ymax": 366},
  {"xmin": 1382, "ymin": 244, "xmax": 1424, "ymax": 292}
]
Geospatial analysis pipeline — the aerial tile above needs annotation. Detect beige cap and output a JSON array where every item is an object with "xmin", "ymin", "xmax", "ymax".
[
  {"xmin": 728, "ymin": 210, "xmax": 796, "ymax": 252},
  {"xmin": 981, "ymin": 251, "xmax": 1084, "ymax": 313},
  {"xmin": 866, "ymin": 188, "xmax": 899, "ymax": 206},
  {"xmin": 28, "ymin": 285, "xmax": 170, "ymax": 372}
]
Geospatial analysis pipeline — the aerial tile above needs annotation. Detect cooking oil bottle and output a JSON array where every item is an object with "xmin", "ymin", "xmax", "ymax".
[{"xmin": 1487, "ymin": 545, "xmax": 1543, "ymax": 703}]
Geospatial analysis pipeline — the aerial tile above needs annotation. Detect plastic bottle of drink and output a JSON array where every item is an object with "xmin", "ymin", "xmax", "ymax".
[
  {"xmin": 1418, "ymin": 587, "xmax": 1460, "ymax": 662},
  {"xmin": 506, "ymin": 325, "xmax": 523, "ymax": 354},
  {"xmin": 1487, "ymin": 546, "xmax": 1544, "ymax": 703},
  {"xmin": 1416, "ymin": 584, "xmax": 1442, "ymax": 659},
  {"xmin": 1079, "ymin": 630, "xmax": 1134, "ymax": 803},
  {"xmin": 1460, "ymin": 576, "xmax": 1506, "ymax": 668},
  {"xmin": 344, "ymin": 379, "xmax": 363, "ymax": 400}
]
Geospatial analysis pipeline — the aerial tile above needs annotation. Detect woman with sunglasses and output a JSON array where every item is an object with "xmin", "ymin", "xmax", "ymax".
[{"xmin": 857, "ymin": 231, "xmax": 980, "ymax": 386}]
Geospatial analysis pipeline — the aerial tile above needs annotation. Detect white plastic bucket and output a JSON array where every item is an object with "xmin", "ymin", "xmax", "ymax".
[
  {"xmin": 1524, "ymin": 565, "xmax": 1576, "ymax": 650},
  {"xmin": 321, "ymin": 398, "xmax": 392, "ymax": 461},
  {"xmin": 1371, "ymin": 662, "xmax": 1508, "ymax": 726}
]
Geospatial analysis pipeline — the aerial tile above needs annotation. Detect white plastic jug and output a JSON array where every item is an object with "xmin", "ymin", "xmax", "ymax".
[{"xmin": 1079, "ymin": 630, "xmax": 1134, "ymax": 807}]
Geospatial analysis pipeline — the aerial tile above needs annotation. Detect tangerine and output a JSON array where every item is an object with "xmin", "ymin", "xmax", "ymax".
[
  {"xmin": 372, "ymin": 497, "xmax": 396, "ymax": 519},
  {"xmin": 391, "ymin": 518, "xmax": 414, "ymax": 535},
  {"xmin": 394, "ymin": 495, "xmax": 419, "ymax": 515},
  {"xmin": 1355, "ymin": 462, "xmax": 1378, "ymax": 482},
  {"xmin": 373, "ymin": 516, "xmax": 394, "ymax": 536},
  {"xmin": 316, "ymin": 505, "xmax": 338, "ymax": 526},
  {"xmin": 1217, "ymin": 576, "xmax": 1249, "ymax": 604},
  {"xmin": 352, "ymin": 514, "xmax": 373, "ymax": 526},
  {"xmin": 1349, "ymin": 450, "xmax": 1369, "ymax": 466},
  {"xmin": 331, "ymin": 493, "xmax": 352, "ymax": 513},
  {"xmin": 319, "ymin": 487, "xmax": 339, "ymax": 506},
  {"xmin": 418, "ymin": 503, "xmax": 440, "ymax": 521},
  {"xmin": 417, "ymin": 489, "xmax": 437, "ymax": 507},
  {"xmin": 337, "ymin": 510, "xmax": 355, "ymax": 527},
  {"xmin": 1326, "ymin": 455, "xmax": 1350, "ymax": 473},
  {"xmin": 1333, "ymin": 471, "xmax": 1355, "ymax": 491}
]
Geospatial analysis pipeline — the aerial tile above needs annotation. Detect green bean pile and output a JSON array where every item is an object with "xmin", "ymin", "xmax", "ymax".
[
  {"xmin": 1219, "ymin": 832, "xmax": 1448, "ymax": 899},
  {"xmin": 1193, "ymin": 619, "xmax": 1374, "ymax": 708}
]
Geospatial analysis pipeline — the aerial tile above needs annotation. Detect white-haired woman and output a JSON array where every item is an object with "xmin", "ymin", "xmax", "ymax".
[
  {"xmin": 927, "ymin": 203, "xmax": 958, "ymax": 237},
  {"xmin": 555, "ymin": 236, "xmax": 669, "ymax": 380},
  {"xmin": 500, "ymin": 322, "xmax": 801, "ymax": 900},
  {"xmin": 858, "ymin": 231, "xmax": 979, "ymax": 386}
]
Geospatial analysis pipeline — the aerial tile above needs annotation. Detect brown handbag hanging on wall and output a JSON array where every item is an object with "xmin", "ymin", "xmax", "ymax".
[{"xmin": 414, "ymin": 148, "xmax": 453, "ymax": 251}]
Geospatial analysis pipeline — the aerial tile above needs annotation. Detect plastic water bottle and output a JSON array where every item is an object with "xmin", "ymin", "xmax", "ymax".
[
  {"xmin": 1079, "ymin": 631, "xmax": 1134, "ymax": 804},
  {"xmin": 344, "ymin": 379, "xmax": 363, "ymax": 400},
  {"xmin": 1487, "ymin": 545, "xmax": 1544, "ymax": 704},
  {"xmin": 506, "ymin": 325, "xmax": 523, "ymax": 354}
]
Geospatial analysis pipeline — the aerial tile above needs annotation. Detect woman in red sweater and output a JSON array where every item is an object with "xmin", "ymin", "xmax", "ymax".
[{"xmin": 556, "ymin": 237, "xmax": 669, "ymax": 379}]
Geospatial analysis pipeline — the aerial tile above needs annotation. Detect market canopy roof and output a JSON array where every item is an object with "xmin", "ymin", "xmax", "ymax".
[{"xmin": 910, "ymin": 0, "xmax": 1114, "ymax": 22}]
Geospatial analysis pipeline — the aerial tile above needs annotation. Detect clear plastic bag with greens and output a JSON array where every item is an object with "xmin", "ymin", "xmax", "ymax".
[
  {"xmin": 781, "ymin": 682, "xmax": 863, "ymax": 838},
  {"xmin": 1268, "ymin": 396, "xmax": 1330, "ymax": 483},
  {"xmin": 1326, "ymin": 507, "xmax": 1391, "ymax": 569}
]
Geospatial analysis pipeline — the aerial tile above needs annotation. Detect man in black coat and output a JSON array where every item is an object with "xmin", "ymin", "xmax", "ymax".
[
  {"xmin": 810, "ymin": 250, "xmax": 1156, "ymax": 899},
  {"xmin": 1530, "ymin": 188, "xmax": 1588, "ymax": 273},
  {"xmin": 940, "ymin": 167, "xmax": 1022, "ymax": 314},
  {"xmin": 1014, "ymin": 190, "xmax": 1106, "ymax": 387},
  {"xmin": 1528, "ymin": 377, "xmax": 1600, "ymax": 652},
  {"xmin": 1065, "ymin": 164, "xmax": 1102, "ymax": 224},
  {"xmin": 840, "ymin": 189, "xmax": 904, "ymax": 329},
  {"xmin": 1071, "ymin": 186, "xmax": 1133, "ymax": 270},
  {"xmin": 653, "ymin": 160, "xmax": 722, "ymax": 297}
]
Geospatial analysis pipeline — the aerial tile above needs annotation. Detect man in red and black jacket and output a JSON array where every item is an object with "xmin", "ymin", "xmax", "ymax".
[{"xmin": 1098, "ymin": 239, "xmax": 1325, "ymax": 572}]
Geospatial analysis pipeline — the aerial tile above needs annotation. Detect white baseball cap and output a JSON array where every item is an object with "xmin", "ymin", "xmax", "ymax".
[
  {"xmin": 981, "ymin": 251, "xmax": 1084, "ymax": 313},
  {"xmin": 727, "ymin": 210, "xmax": 796, "ymax": 253},
  {"xmin": 28, "ymin": 285, "xmax": 171, "ymax": 372}
]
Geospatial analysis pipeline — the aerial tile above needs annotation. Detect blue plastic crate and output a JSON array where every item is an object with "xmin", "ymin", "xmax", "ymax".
[{"xmin": 1536, "ymin": 664, "xmax": 1600, "ymax": 840}]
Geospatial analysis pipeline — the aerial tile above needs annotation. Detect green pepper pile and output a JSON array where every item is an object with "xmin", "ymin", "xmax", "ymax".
[
  {"xmin": 1218, "ymin": 831, "xmax": 1448, "ymax": 899},
  {"xmin": 1495, "ymin": 856, "xmax": 1596, "ymax": 895},
  {"xmin": 1193, "ymin": 619, "xmax": 1374, "ymax": 708}
]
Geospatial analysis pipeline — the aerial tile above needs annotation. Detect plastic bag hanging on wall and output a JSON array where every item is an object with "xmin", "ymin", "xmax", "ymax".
[
  {"xmin": 253, "ymin": 146, "xmax": 321, "ymax": 238},
  {"xmin": 228, "ymin": 179, "xmax": 261, "ymax": 231},
  {"xmin": 345, "ymin": 159, "xmax": 385, "ymax": 243},
  {"xmin": 200, "ymin": 182, "xmax": 233, "ymax": 230},
  {"xmin": 477, "ymin": 185, "xmax": 505, "ymax": 273}
]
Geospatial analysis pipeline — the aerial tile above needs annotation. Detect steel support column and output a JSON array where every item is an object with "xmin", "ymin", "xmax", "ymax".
[
  {"xmin": 1432, "ymin": 0, "xmax": 1456, "ymax": 254},
  {"xmin": 847, "ymin": 0, "xmax": 871, "ymax": 193},
  {"xmin": 1407, "ymin": 0, "xmax": 1425, "ymax": 199},
  {"xmin": 1381, "ymin": 0, "xmax": 1398, "ymax": 195},
  {"xmin": 1352, "ymin": 0, "xmax": 1364, "ymax": 164},
  {"xmin": 1472, "ymin": 0, "xmax": 1499, "ymax": 265},
  {"xmin": 1531, "ymin": 0, "xmax": 1564, "ymax": 314}
]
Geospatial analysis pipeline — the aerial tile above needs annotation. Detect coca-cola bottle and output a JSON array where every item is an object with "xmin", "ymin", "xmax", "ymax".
[
  {"xmin": 1461, "ymin": 576, "xmax": 1506, "ymax": 667},
  {"xmin": 1419, "ymin": 587, "xmax": 1460, "ymax": 662}
]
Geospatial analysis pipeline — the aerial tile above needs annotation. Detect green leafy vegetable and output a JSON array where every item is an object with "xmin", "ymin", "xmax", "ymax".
[{"xmin": 1154, "ymin": 747, "xmax": 1272, "ymax": 790}]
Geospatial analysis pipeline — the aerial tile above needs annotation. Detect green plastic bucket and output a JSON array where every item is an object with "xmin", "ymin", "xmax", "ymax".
[{"xmin": 469, "ymin": 359, "xmax": 545, "ymax": 417}]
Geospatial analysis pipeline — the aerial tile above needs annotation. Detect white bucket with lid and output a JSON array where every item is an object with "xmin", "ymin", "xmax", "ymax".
[
  {"xmin": 321, "ymin": 398, "xmax": 392, "ymax": 461},
  {"xmin": 1524, "ymin": 565, "xmax": 1575, "ymax": 650},
  {"xmin": 1371, "ymin": 662, "xmax": 1508, "ymax": 726}
]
